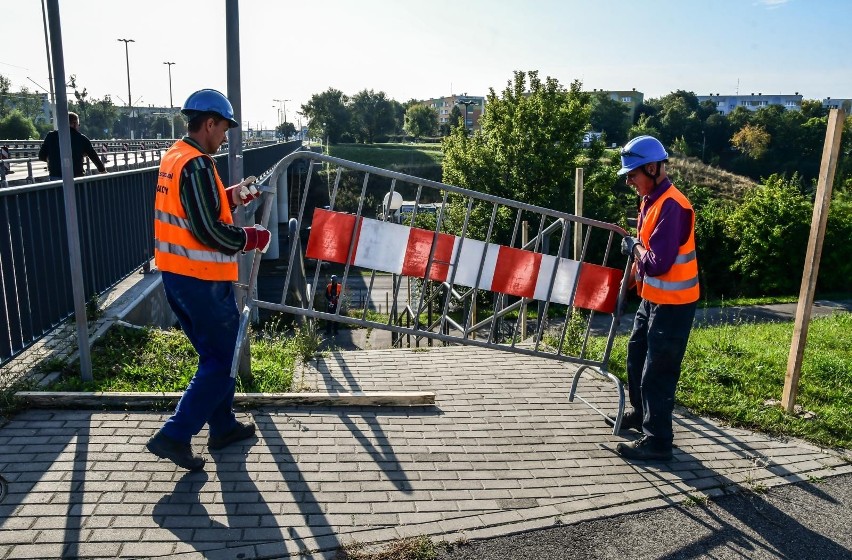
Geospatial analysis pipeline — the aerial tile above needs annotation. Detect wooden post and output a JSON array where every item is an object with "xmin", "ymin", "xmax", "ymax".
[
  {"xmin": 574, "ymin": 168, "xmax": 584, "ymax": 259},
  {"xmin": 520, "ymin": 221, "xmax": 528, "ymax": 339},
  {"xmin": 781, "ymin": 108, "xmax": 845, "ymax": 413}
]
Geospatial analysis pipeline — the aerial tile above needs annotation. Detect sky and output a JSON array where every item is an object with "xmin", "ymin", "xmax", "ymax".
[{"xmin": 2, "ymin": 0, "xmax": 850, "ymax": 131}]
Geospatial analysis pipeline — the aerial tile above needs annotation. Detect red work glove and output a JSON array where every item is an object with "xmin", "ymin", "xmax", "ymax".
[
  {"xmin": 226, "ymin": 175, "xmax": 259, "ymax": 206},
  {"xmin": 242, "ymin": 224, "xmax": 271, "ymax": 253}
]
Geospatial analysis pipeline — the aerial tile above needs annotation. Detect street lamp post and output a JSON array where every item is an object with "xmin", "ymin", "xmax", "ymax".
[
  {"xmin": 163, "ymin": 61, "xmax": 175, "ymax": 138},
  {"xmin": 273, "ymin": 98, "xmax": 291, "ymax": 138},
  {"xmin": 457, "ymin": 98, "xmax": 476, "ymax": 135},
  {"xmin": 117, "ymin": 38, "xmax": 135, "ymax": 139}
]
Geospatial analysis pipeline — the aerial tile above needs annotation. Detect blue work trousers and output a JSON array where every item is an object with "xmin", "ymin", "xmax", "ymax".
[
  {"xmin": 626, "ymin": 298, "xmax": 697, "ymax": 446},
  {"xmin": 160, "ymin": 271, "xmax": 240, "ymax": 443}
]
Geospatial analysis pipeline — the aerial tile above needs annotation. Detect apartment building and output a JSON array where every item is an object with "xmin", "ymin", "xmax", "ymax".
[
  {"xmin": 419, "ymin": 94, "xmax": 485, "ymax": 131},
  {"xmin": 698, "ymin": 93, "xmax": 802, "ymax": 116},
  {"xmin": 823, "ymin": 98, "xmax": 852, "ymax": 112}
]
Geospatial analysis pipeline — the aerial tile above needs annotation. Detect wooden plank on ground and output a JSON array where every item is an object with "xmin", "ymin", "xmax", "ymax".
[{"xmin": 16, "ymin": 391, "xmax": 436, "ymax": 408}]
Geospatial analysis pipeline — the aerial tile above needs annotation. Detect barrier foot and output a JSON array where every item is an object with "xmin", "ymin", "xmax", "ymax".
[
  {"xmin": 230, "ymin": 305, "xmax": 253, "ymax": 379},
  {"xmin": 569, "ymin": 365, "xmax": 625, "ymax": 435}
]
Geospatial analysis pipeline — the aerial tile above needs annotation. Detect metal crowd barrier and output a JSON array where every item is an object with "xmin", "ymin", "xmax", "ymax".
[{"xmin": 233, "ymin": 151, "xmax": 633, "ymax": 432}]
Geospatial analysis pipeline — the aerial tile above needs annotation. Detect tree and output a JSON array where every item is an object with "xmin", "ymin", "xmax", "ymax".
[
  {"xmin": 403, "ymin": 104, "xmax": 437, "ymax": 141},
  {"xmin": 350, "ymin": 89, "xmax": 396, "ymax": 143},
  {"xmin": 731, "ymin": 124, "xmax": 770, "ymax": 159},
  {"xmin": 627, "ymin": 113, "xmax": 660, "ymax": 140},
  {"xmin": 589, "ymin": 93, "xmax": 629, "ymax": 146},
  {"xmin": 276, "ymin": 121, "xmax": 297, "ymax": 139},
  {"xmin": 449, "ymin": 105, "xmax": 463, "ymax": 130},
  {"xmin": 300, "ymin": 88, "xmax": 350, "ymax": 144},
  {"xmin": 0, "ymin": 110, "xmax": 39, "ymax": 139},
  {"xmin": 0, "ymin": 75, "xmax": 11, "ymax": 118},
  {"xmin": 442, "ymin": 70, "xmax": 591, "ymax": 214},
  {"xmin": 83, "ymin": 95, "xmax": 118, "ymax": 139}
]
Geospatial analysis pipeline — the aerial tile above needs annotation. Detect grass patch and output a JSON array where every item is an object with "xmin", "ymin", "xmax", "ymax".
[
  {"xmin": 595, "ymin": 312, "xmax": 852, "ymax": 449},
  {"xmin": 44, "ymin": 320, "xmax": 319, "ymax": 394},
  {"xmin": 329, "ymin": 143, "xmax": 443, "ymax": 169}
]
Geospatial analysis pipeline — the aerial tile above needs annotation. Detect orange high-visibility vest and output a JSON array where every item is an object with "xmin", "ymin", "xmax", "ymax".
[
  {"xmin": 636, "ymin": 185, "xmax": 699, "ymax": 305},
  {"xmin": 154, "ymin": 140, "xmax": 238, "ymax": 281}
]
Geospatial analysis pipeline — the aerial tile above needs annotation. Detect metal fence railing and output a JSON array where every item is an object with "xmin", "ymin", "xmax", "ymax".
[{"xmin": 0, "ymin": 141, "xmax": 300, "ymax": 379}]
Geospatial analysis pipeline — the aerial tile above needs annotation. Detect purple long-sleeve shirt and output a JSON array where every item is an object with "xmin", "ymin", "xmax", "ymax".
[{"xmin": 636, "ymin": 178, "xmax": 693, "ymax": 278}]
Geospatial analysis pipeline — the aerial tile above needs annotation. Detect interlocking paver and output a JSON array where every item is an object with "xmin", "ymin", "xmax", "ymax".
[{"xmin": 1, "ymin": 345, "xmax": 849, "ymax": 558}]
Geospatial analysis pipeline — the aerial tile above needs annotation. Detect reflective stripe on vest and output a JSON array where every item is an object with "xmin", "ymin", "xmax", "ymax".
[
  {"xmin": 154, "ymin": 140, "xmax": 238, "ymax": 281},
  {"xmin": 636, "ymin": 185, "xmax": 700, "ymax": 305}
]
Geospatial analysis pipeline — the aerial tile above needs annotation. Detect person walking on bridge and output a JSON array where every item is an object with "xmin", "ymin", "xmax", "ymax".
[
  {"xmin": 146, "ymin": 88, "xmax": 270, "ymax": 471},
  {"xmin": 615, "ymin": 135, "xmax": 699, "ymax": 462},
  {"xmin": 38, "ymin": 112, "xmax": 107, "ymax": 180}
]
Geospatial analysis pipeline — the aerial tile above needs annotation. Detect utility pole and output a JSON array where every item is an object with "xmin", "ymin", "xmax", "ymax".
[
  {"xmin": 163, "ymin": 61, "xmax": 176, "ymax": 138},
  {"xmin": 117, "ymin": 38, "xmax": 135, "ymax": 139}
]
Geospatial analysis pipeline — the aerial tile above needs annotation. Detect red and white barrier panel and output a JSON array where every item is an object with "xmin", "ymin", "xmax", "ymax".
[{"xmin": 305, "ymin": 208, "xmax": 622, "ymax": 314}]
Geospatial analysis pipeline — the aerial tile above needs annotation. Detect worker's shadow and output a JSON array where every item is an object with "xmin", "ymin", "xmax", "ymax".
[{"xmin": 152, "ymin": 438, "xmax": 291, "ymax": 558}]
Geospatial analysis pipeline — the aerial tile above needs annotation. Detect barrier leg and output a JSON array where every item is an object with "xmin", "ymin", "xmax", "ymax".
[
  {"xmin": 230, "ymin": 305, "xmax": 253, "ymax": 379},
  {"xmin": 569, "ymin": 365, "xmax": 625, "ymax": 435}
]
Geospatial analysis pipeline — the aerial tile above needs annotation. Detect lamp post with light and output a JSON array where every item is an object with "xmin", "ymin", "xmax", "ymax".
[
  {"xmin": 457, "ymin": 98, "xmax": 476, "ymax": 135},
  {"xmin": 117, "ymin": 38, "xmax": 135, "ymax": 139},
  {"xmin": 163, "ymin": 61, "xmax": 175, "ymax": 138}
]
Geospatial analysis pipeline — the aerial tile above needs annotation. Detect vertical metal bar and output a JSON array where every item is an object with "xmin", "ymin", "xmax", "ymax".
[
  {"xmin": 338, "ymin": 171, "xmax": 371, "ymax": 317},
  {"xmin": 534, "ymin": 219, "xmax": 569, "ymax": 353},
  {"xmin": 46, "ymin": 0, "xmax": 92, "ymax": 381},
  {"xmin": 463, "ymin": 202, "xmax": 498, "ymax": 339}
]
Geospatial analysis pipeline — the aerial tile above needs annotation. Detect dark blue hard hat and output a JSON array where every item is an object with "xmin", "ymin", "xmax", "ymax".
[{"xmin": 181, "ymin": 89, "xmax": 239, "ymax": 128}]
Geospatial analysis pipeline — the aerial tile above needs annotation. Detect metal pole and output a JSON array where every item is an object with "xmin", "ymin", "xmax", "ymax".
[
  {"xmin": 117, "ymin": 38, "xmax": 134, "ymax": 139},
  {"xmin": 226, "ymin": 0, "xmax": 250, "ymax": 376},
  {"xmin": 47, "ymin": 0, "xmax": 93, "ymax": 381},
  {"xmin": 40, "ymin": 0, "xmax": 56, "ymax": 130},
  {"xmin": 164, "ymin": 61, "xmax": 175, "ymax": 138}
]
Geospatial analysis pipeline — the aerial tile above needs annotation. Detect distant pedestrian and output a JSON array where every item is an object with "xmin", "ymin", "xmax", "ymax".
[
  {"xmin": 37, "ymin": 112, "xmax": 107, "ymax": 180},
  {"xmin": 613, "ymin": 135, "xmax": 699, "ymax": 462},
  {"xmin": 146, "ymin": 88, "xmax": 268, "ymax": 471},
  {"xmin": 325, "ymin": 275, "xmax": 342, "ymax": 335}
]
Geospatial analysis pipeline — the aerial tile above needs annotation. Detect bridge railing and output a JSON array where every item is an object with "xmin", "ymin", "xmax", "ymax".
[{"xmin": 0, "ymin": 140, "xmax": 301, "ymax": 380}]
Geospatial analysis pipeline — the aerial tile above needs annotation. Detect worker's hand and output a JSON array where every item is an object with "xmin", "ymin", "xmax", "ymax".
[
  {"xmin": 621, "ymin": 236, "xmax": 641, "ymax": 257},
  {"xmin": 242, "ymin": 224, "xmax": 272, "ymax": 253},
  {"xmin": 227, "ymin": 175, "xmax": 259, "ymax": 206}
]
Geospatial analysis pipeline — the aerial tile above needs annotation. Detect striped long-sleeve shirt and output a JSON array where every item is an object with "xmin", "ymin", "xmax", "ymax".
[{"xmin": 178, "ymin": 137, "xmax": 246, "ymax": 255}]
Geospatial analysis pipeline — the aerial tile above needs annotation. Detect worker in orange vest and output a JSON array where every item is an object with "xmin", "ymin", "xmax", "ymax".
[
  {"xmin": 614, "ymin": 135, "xmax": 699, "ymax": 462},
  {"xmin": 325, "ymin": 275, "xmax": 342, "ymax": 335},
  {"xmin": 146, "ymin": 89, "xmax": 268, "ymax": 471}
]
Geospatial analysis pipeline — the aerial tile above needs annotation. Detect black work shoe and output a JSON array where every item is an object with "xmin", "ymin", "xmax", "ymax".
[
  {"xmin": 617, "ymin": 436, "xmax": 673, "ymax": 462},
  {"xmin": 605, "ymin": 411, "xmax": 642, "ymax": 432},
  {"xmin": 146, "ymin": 431, "xmax": 205, "ymax": 471},
  {"xmin": 208, "ymin": 421, "xmax": 256, "ymax": 450}
]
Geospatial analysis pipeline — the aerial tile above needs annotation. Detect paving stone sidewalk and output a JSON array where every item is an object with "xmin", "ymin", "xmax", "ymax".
[{"xmin": 0, "ymin": 345, "xmax": 850, "ymax": 559}]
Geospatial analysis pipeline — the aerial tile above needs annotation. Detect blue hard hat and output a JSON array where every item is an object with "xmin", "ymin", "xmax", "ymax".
[
  {"xmin": 181, "ymin": 89, "xmax": 239, "ymax": 128},
  {"xmin": 617, "ymin": 135, "xmax": 668, "ymax": 176}
]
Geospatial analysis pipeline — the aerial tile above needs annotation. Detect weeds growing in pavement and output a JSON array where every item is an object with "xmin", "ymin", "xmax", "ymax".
[{"xmin": 337, "ymin": 535, "xmax": 437, "ymax": 560}]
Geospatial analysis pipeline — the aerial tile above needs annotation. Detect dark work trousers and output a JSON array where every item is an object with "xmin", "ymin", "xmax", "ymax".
[
  {"xmin": 160, "ymin": 271, "xmax": 240, "ymax": 443},
  {"xmin": 626, "ymin": 298, "xmax": 697, "ymax": 447}
]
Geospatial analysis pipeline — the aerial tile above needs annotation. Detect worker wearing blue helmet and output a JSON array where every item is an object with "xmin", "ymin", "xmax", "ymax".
[
  {"xmin": 147, "ymin": 89, "xmax": 269, "ymax": 470},
  {"xmin": 612, "ymin": 135, "xmax": 699, "ymax": 462}
]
